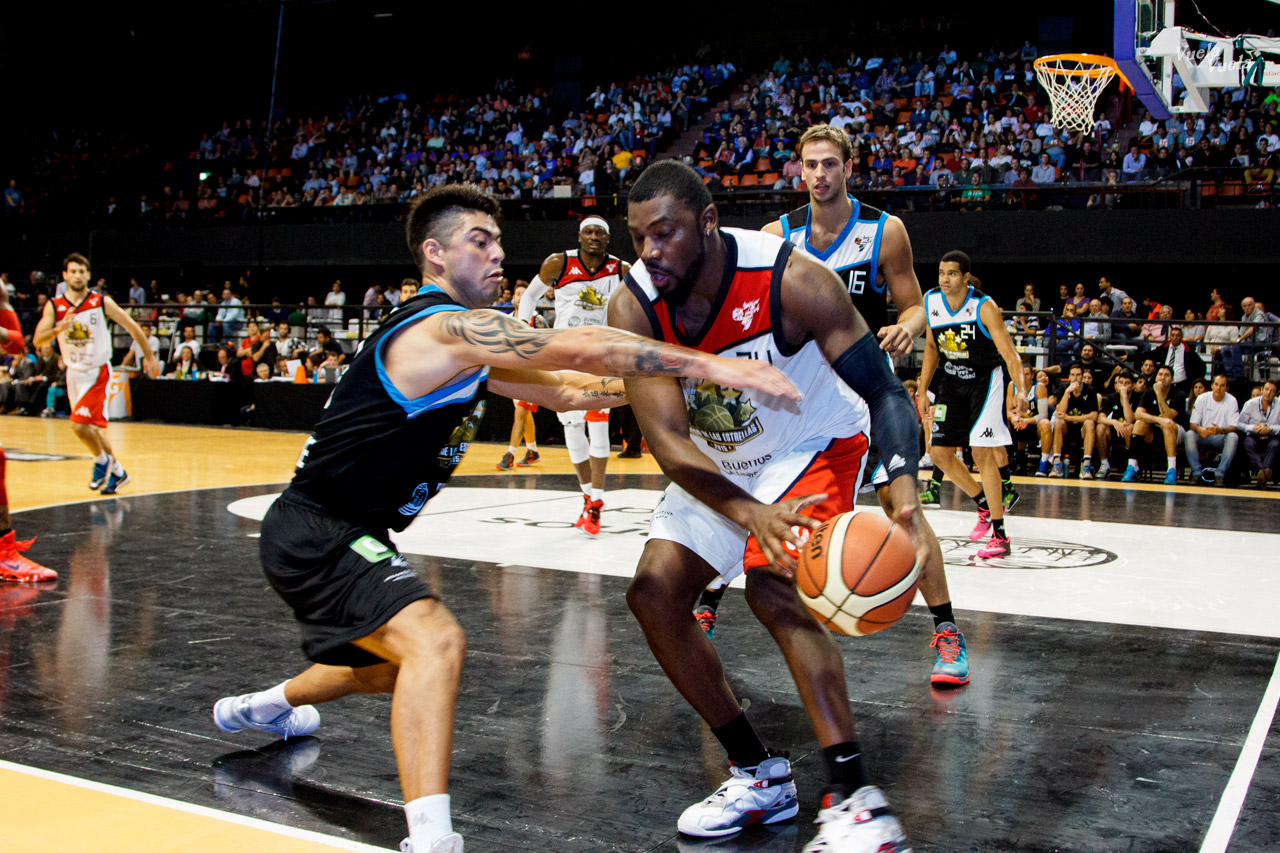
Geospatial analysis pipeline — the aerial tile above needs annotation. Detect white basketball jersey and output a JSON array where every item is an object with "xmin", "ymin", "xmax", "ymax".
[
  {"xmin": 625, "ymin": 228, "xmax": 869, "ymax": 480},
  {"xmin": 552, "ymin": 250, "xmax": 623, "ymax": 329},
  {"xmin": 53, "ymin": 291, "xmax": 113, "ymax": 371}
]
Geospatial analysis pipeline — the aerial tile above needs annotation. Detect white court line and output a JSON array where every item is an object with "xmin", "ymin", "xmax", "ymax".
[
  {"xmin": 1199, "ymin": 651, "xmax": 1280, "ymax": 853},
  {"xmin": 0, "ymin": 759, "xmax": 393, "ymax": 852}
]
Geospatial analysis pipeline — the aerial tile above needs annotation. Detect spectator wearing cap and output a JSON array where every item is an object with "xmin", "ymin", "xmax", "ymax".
[
  {"xmin": 1185, "ymin": 374, "xmax": 1240, "ymax": 486},
  {"xmin": 1238, "ymin": 379, "xmax": 1279, "ymax": 488}
]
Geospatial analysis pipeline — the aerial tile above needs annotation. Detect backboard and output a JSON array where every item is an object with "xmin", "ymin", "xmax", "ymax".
[{"xmin": 1115, "ymin": 0, "xmax": 1280, "ymax": 120}]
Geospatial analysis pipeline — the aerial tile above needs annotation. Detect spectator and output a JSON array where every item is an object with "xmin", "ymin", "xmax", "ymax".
[
  {"xmin": 1097, "ymin": 277, "xmax": 1128, "ymax": 314},
  {"xmin": 1121, "ymin": 143, "xmax": 1148, "ymax": 181},
  {"xmin": 325, "ymin": 280, "xmax": 347, "ymax": 325},
  {"xmin": 265, "ymin": 297, "xmax": 290, "ymax": 327},
  {"xmin": 1185, "ymin": 374, "xmax": 1240, "ymax": 485},
  {"xmin": 3, "ymin": 180, "xmax": 19, "ymax": 216},
  {"xmin": 1254, "ymin": 300, "xmax": 1279, "ymax": 353},
  {"xmin": 1083, "ymin": 299, "xmax": 1110, "ymax": 341},
  {"xmin": 1067, "ymin": 282, "xmax": 1090, "ymax": 315},
  {"xmin": 170, "ymin": 346, "xmax": 199, "ymax": 379},
  {"xmin": 275, "ymin": 321, "xmax": 306, "ymax": 361},
  {"xmin": 128, "ymin": 278, "xmax": 146, "ymax": 304},
  {"xmin": 213, "ymin": 345, "xmax": 239, "ymax": 381},
  {"xmin": 312, "ymin": 326, "xmax": 347, "ymax": 365},
  {"xmin": 1181, "ymin": 308, "xmax": 1207, "ymax": 346},
  {"xmin": 1150, "ymin": 326, "xmax": 1206, "ymax": 393},
  {"xmin": 210, "ymin": 287, "xmax": 245, "ymax": 342},
  {"xmin": 1111, "ymin": 297, "xmax": 1142, "ymax": 342},
  {"xmin": 1031, "ymin": 153, "xmax": 1057, "ymax": 183},
  {"xmin": 1238, "ymin": 379, "xmax": 1279, "ymax": 487},
  {"xmin": 400, "ymin": 278, "xmax": 420, "ymax": 303},
  {"xmin": 1236, "ymin": 296, "xmax": 1267, "ymax": 346},
  {"xmin": 122, "ymin": 322, "xmax": 160, "ymax": 370},
  {"xmin": 171, "ymin": 325, "xmax": 201, "ymax": 364},
  {"xmin": 237, "ymin": 321, "xmax": 277, "ymax": 377}
]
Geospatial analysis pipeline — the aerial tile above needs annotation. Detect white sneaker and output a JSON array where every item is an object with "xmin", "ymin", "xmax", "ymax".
[
  {"xmin": 918, "ymin": 453, "xmax": 934, "ymax": 470},
  {"xmin": 802, "ymin": 786, "xmax": 911, "ymax": 852},
  {"xmin": 678, "ymin": 755, "xmax": 799, "ymax": 837},
  {"xmin": 400, "ymin": 834, "xmax": 463, "ymax": 853},
  {"xmin": 213, "ymin": 693, "xmax": 320, "ymax": 739}
]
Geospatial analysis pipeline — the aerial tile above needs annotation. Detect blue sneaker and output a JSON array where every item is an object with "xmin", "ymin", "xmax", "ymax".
[
  {"xmin": 1163, "ymin": 469, "xmax": 1178, "ymax": 485},
  {"xmin": 214, "ymin": 693, "xmax": 320, "ymax": 740},
  {"xmin": 1049, "ymin": 459, "xmax": 1065, "ymax": 478},
  {"xmin": 99, "ymin": 469, "xmax": 130, "ymax": 495},
  {"xmin": 1121, "ymin": 464, "xmax": 1140, "ymax": 483},
  {"xmin": 1035, "ymin": 460, "xmax": 1049, "ymax": 477},
  {"xmin": 930, "ymin": 622, "xmax": 969, "ymax": 685},
  {"xmin": 89, "ymin": 456, "xmax": 113, "ymax": 490}
]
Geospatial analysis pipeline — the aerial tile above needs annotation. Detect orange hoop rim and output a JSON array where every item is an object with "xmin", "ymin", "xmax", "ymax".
[{"xmin": 1034, "ymin": 53, "xmax": 1132, "ymax": 89}]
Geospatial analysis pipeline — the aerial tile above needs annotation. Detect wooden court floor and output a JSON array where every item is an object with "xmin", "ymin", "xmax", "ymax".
[{"xmin": 1, "ymin": 417, "xmax": 1278, "ymax": 852}]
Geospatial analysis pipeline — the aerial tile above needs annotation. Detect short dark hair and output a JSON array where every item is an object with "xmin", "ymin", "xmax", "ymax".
[
  {"xmin": 63, "ymin": 252, "xmax": 90, "ymax": 271},
  {"xmin": 315, "ymin": 326, "xmax": 331, "ymax": 338},
  {"xmin": 1116, "ymin": 370, "xmax": 1135, "ymax": 382},
  {"xmin": 939, "ymin": 250, "xmax": 971, "ymax": 275},
  {"xmin": 405, "ymin": 184, "xmax": 500, "ymax": 273},
  {"xmin": 628, "ymin": 160, "xmax": 712, "ymax": 217}
]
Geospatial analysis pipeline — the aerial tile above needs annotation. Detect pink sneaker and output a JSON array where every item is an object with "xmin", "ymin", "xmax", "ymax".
[
  {"xmin": 969, "ymin": 508, "xmax": 992, "ymax": 541},
  {"xmin": 977, "ymin": 532, "xmax": 1011, "ymax": 559}
]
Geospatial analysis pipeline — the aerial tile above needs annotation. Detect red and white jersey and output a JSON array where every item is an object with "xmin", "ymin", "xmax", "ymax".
[
  {"xmin": 53, "ymin": 292, "xmax": 113, "ymax": 371},
  {"xmin": 552, "ymin": 250, "xmax": 622, "ymax": 329},
  {"xmin": 625, "ymin": 228, "xmax": 868, "ymax": 480}
]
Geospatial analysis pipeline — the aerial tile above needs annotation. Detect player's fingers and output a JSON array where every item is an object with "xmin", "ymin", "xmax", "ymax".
[{"xmin": 784, "ymin": 492, "xmax": 828, "ymax": 513}]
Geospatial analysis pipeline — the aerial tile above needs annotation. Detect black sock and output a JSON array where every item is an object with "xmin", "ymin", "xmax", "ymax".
[
  {"xmin": 993, "ymin": 517, "xmax": 1006, "ymax": 537},
  {"xmin": 698, "ymin": 586, "xmax": 726, "ymax": 611},
  {"xmin": 972, "ymin": 493, "xmax": 989, "ymax": 511},
  {"xmin": 998, "ymin": 464, "xmax": 1012, "ymax": 483},
  {"xmin": 929, "ymin": 602, "xmax": 956, "ymax": 628},
  {"xmin": 931, "ymin": 467, "xmax": 944, "ymax": 485},
  {"xmin": 0, "ymin": 528, "xmax": 10, "ymax": 538},
  {"xmin": 822, "ymin": 741, "xmax": 868, "ymax": 792},
  {"xmin": 711, "ymin": 712, "xmax": 769, "ymax": 768}
]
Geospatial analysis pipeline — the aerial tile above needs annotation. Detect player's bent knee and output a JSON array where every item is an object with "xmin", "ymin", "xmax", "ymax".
[{"xmin": 377, "ymin": 600, "xmax": 466, "ymax": 665}]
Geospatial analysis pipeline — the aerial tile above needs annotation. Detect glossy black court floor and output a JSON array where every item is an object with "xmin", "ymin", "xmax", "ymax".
[{"xmin": 1, "ymin": 475, "xmax": 1277, "ymax": 852}]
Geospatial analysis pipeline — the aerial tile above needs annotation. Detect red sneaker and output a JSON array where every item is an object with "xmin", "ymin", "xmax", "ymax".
[
  {"xmin": 573, "ymin": 494, "xmax": 590, "ymax": 529},
  {"xmin": 969, "ymin": 508, "xmax": 992, "ymax": 541},
  {"xmin": 0, "ymin": 532, "xmax": 57, "ymax": 583},
  {"xmin": 582, "ymin": 499, "xmax": 603, "ymax": 535},
  {"xmin": 976, "ymin": 532, "xmax": 1011, "ymax": 559}
]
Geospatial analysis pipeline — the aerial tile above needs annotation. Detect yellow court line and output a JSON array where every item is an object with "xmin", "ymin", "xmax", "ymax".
[{"xmin": 0, "ymin": 761, "xmax": 392, "ymax": 852}]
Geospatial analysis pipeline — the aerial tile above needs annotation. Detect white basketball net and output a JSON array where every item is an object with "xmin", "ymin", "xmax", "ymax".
[{"xmin": 1034, "ymin": 57, "xmax": 1117, "ymax": 134}]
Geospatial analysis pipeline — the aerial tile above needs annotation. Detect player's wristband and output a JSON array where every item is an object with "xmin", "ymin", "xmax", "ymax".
[{"xmin": 831, "ymin": 334, "xmax": 920, "ymax": 483}]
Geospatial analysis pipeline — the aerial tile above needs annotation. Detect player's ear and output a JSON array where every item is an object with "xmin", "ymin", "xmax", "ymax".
[
  {"xmin": 422, "ymin": 238, "xmax": 445, "ymax": 274},
  {"xmin": 700, "ymin": 203, "xmax": 718, "ymax": 236}
]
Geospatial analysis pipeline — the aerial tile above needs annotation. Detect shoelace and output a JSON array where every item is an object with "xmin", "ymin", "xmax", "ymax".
[
  {"xmin": 930, "ymin": 629, "xmax": 962, "ymax": 663},
  {"xmin": 1, "ymin": 536, "xmax": 36, "ymax": 556}
]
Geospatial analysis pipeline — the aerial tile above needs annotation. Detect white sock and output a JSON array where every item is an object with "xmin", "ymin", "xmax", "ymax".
[
  {"xmin": 580, "ymin": 482, "xmax": 592, "ymax": 497},
  {"xmin": 1040, "ymin": 453, "xmax": 1050, "ymax": 462},
  {"xmin": 406, "ymin": 794, "xmax": 452, "ymax": 850},
  {"xmin": 1051, "ymin": 453, "xmax": 1061, "ymax": 462},
  {"xmin": 1127, "ymin": 458, "xmax": 1139, "ymax": 469},
  {"xmin": 527, "ymin": 441, "xmax": 537, "ymax": 451},
  {"xmin": 110, "ymin": 458, "xmax": 125, "ymax": 476},
  {"xmin": 1167, "ymin": 457, "xmax": 1176, "ymax": 471},
  {"xmin": 590, "ymin": 488, "xmax": 604, "ymax": 502},
  {"xmin": 244, "ymin": 680, "xmax": 293, "ymax": 723},
  {"xmin": 506, "ymin": 445, "xmax": 516, "ymax": 455},
  {"xmin": 95, "ymin": 452, "xmax": 110, "ymax": 464}
]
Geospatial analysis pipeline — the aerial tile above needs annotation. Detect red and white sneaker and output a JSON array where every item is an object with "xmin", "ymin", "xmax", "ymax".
[
  {"xmin": 802, "ymin": 785, "xmax": 911, "ymax": 852},
  {"xmin": 0, "ymin": 532, "xmax": 57, "ymax": 583},
  {"xmin": 582, "ymin": 499, "xmax": 603, "ymax": 536},
  {"xmin": 968, "ymin": 508, "xmax": 992, "ymax": 541},
  {"xmin": 976, "ymin": 532, "xmax": 1011, "ymax": 559}
]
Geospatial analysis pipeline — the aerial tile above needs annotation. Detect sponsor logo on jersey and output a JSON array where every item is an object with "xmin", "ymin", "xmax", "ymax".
[
  {"xmin": 573, "ymin": 282, "xmax": 607, "ymax": 311},
  {"xmin": 943, "ymin": 360, "xmax": 976, "ymax": 380},
  {"xmin": 686, "ymin": 379, "xmax": 762, "ymax": 452},
  {"xmin": 731, "ymin": 299, "xmax": 761, "ymax": 332},
  {"xmin": 66, "ymin": 322, "xmax": 92, "ymax": 342},
  {"xmin": 937, "ymin": 328, "xmax": 971, "ymax": 359}
]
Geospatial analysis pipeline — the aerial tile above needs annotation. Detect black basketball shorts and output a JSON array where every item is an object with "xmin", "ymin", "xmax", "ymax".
[
  {"xmin": 260, "ymin": 488, "xmax": 435, "ymax": 667},
  {"xmin": 931, "ymin": 366, "xmax": 1011, "ymax": 448}
]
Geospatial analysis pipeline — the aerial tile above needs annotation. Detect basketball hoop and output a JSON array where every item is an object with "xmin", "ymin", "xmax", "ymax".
[{"xmin": 1033, "ymin": 54, "xmax": 1131, "ymax": 134}]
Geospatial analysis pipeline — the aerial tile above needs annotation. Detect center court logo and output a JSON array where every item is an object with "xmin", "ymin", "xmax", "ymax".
[{"xmin": 938, "ymin": 536, "xmax": 1118, "ymax": 570}]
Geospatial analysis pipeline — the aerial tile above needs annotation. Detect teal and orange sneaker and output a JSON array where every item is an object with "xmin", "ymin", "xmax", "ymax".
[{"xmin": 929, "ymin": 622, "xmax": 969, "ymax": 685}]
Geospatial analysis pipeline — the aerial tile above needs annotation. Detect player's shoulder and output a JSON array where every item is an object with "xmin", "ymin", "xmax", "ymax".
[
  {"xmin": 724, "ymin": 226, "xmax": 786, "ymax": 268},
  {"xmin": 761, "ymin": 219, "xmax": 784, "ymax": 237},
  {"xmin": 538, "ymin": 251, "xmax": 568, "ymax": 276}
]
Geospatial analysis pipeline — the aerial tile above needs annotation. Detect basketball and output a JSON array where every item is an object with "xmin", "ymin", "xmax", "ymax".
[{"xmin": 796, "ymin": 511, "xmax": 921, "ymax": 637}]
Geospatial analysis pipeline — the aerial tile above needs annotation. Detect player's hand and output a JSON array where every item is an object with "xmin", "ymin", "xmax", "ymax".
[
  {"xmin": 744, "ymin": 493, "xmax": 827, "ymax": 579},
  {"xmin": 701, "ymin": 356, "xmax": 802, "ymax": 403},
  {"xmin": 1118, "ymin": 423, "xmax": 1133, "ymax": 439},
  {"xmin": 916, "ymin": 392, "xmax": 930, "ymax": 422},
  {"xmin": 876, "ymin": 324, "xmax": 915, "ymax": 357},
  {"xmin": 142, "ymin": 353, "xmax": 161, "ymax": 379},
  {"xmin": 1015, "ymin": 396, "xmax": 1028, "ymax": 417}
]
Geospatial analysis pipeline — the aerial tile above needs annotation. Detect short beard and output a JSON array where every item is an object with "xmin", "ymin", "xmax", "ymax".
[{"xmin": 663, "ymin": 235, "xmax": 707, "ymax": 307}]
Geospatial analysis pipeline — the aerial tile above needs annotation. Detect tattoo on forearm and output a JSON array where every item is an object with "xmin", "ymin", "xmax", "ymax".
[
  {"xmin": 442, "ymin": 311, "xmax": 551, "ymax": 360},
  {"xmin": 619, "ymin": 338, "xmax": 696, "ymax": 376}
]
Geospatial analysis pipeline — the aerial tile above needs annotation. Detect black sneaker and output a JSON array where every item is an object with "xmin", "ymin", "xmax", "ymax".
[{"xmin": 496, "ymin": 452, "xmax": 515, "ymax": 471}]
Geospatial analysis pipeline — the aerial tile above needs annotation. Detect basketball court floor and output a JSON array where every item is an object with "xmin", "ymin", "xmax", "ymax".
[{"xmin": 1, "ymin": 417, "xmax": 1277, "ymax": 852}]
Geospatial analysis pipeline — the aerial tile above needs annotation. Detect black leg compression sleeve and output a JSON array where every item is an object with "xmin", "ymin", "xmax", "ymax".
[{"xmin": 830, "ymin": 334, "xmax": 920, "ymax": 483}]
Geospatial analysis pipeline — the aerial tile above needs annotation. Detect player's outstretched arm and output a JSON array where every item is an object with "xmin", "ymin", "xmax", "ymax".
[
  {"xmin": 429, "ymin": 308, "xmax": 801, "ymax": 400},
  {"xmin": 487, "ymin": 368, "xmax": 628, "ymax": 413}
]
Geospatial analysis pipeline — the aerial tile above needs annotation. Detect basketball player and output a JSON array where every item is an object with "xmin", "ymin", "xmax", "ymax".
[
  {"xmin": 612, "ymin": 161, "xmax": 923, "ymax": 851},
  {"xmin": 517, "ymin": 217, "xmax": 628, "ymax": 534},
  {"xmin": 917, "ymin": 251, "xmax": 1028, "ymax": 559},
  {"xmin": 33, "ymin": 254, "xmax": 160, "ymax": 494},
  {"xmin": 210, "ymin": 185, "xmax": 798, "ymax": 853},
  {"xmin": 497, "ymin": 284, "xmax": 540, "ymax": 470},
  {"xmin": 0, "ymin": 288, "xmax": 55, "ymax": 582}
]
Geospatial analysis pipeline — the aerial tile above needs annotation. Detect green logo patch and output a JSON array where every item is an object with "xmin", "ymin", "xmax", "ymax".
[
  {"xmin": 350, "ymin": 535, "xmax": 394, "ymax": 563},
  {"xmin": 933, "ymin": 403, "xmax": 948, "ymax": 422}
]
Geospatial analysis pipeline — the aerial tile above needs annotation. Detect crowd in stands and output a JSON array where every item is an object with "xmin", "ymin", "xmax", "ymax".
[
  {"xmin": 5, "ymin": 54, "xmax": 735, "ymax": 225},
  {"xmin": 691, "ymin": 38, "xmax": 1279, "ymax": 208}
]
